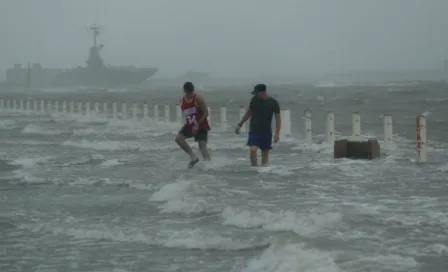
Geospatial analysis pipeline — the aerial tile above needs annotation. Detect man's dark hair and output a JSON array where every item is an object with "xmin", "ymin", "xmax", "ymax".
[
  {"xmin": 183, "ymin": 82, "xmax": 194, "ymax": 92},
  {"xmin": 255, "ymin": 84, "xmax": 266, "ymax": 92},
  {"xmin": 251, "ymin": 83, "xmax": 267, "ymax": 95}
]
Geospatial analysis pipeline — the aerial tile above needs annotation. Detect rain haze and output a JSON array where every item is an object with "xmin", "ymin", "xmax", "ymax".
[
  {"xmin": 1, "ymin": 1, "xmax": 448, "ymax": 272},
  {"xmin": 1, "ymin": 0, "xmax": 448, "ymax": 80}
]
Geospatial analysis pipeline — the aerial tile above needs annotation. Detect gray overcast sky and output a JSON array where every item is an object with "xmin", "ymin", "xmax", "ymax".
[{"xmin": 1, "ymin": 0, "xmax": 447, "ymax": 78}]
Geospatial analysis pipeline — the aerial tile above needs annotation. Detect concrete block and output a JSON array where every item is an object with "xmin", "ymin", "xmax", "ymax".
[{"xmin": 334, "ymin": 138, "xmax": 380, "ymax": 160}]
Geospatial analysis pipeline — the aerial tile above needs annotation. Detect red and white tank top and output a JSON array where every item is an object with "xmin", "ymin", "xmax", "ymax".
[{"xmin": 180, "ymin": 93, "xmax": 210, "ymax": 130}]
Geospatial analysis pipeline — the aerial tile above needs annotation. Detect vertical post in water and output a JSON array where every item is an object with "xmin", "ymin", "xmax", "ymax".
[
  {"xmin": 85, "ymin": 101, "xmax": 90, "ymax": 116},
  {"xmin": 153, "ymin": 104, "xmax": 159, "ymax": 121},
  {"xmin": 417, "ymin": 115, "xmax": 427, "ymax": 163},
  {"xmin": 279, "ymin": 110, "xmax": 286, "ymax": 137},
  {"xmin": 143, "ymin": 103, "xmax": 148, "ymax": 119},
  {"xmin": 54, "ymin": 101, "xmax": 59, "ymax": 113},
  {"xmin": 383, "ymin": 115, "xmax": 393, "ymax": 149},
  {"xmin": 26, "ymin": 100, "xmax": 30, "ymax": 111},
  {"xmin": 40, "ymin": 100, "xmax": 44, "ymax": 112},
  {"xmin": 352, "ymin": 112, "xmax": 361, "ymax": 138},
  {"xmin": 121, "ymin": 102, "xmax": 127, "ymax": 119},
  {"xmin": 94, "ymin": 101, "xmax": 99, "ymax": 114},
  {"xmin": 176, "ymin": 104, "xmax": 182, "ymax": 125},
  {"xmin": 6, "ymin": 100, "xmax": 10, "ymax": 110},
  {"xmin": 239, "ymin": 106, "xmax": 246, "ymax": 133},
  {"xmin": 132, "ymin": 102, "xmax": 137, "ymax": 120},
  {"xmin": 280, "ymin": 109, "xmax": 291, "ymax": 137},
  {"xmin": 13, "ymin": 100, "xmax": 17, "ymax": 110},
  {"xmin": 164, "ymin": 104, "xmax": 170, "ymax": 123},
  {"xmin": 33, "ymin": 100, "xmax": 37, "ymax": 111},
  {"xmin": 220, "ymin": 106, "xmax": 227, "ymax": 132},
  {"xmin": 304, "ymin": 110, "xmax": 312, "ymax": 144},
  {"xmin": 325, "ymin": 111, "xmax": 335, "ymax": 144},
  {"xmin": 20, "ymin": 100, "xmax": 24, "ymax": 110},
  {"xmin": 287, "ymin": 109, "xmax": 292, "ymax": 136},
  {"xmin": 77, "ymin": 101, "xmax": 82, "ymax": 115},
  {"xmin": 47, "ymin": 101, "xmax": 52, "ymax": 113},
  {"xmin": 103, "ymin": 101, "xmax": 108, "ymax": 116},
  {"xmin": 61, "ymin": 101, "xmax": 67, "ymax": 114},
  {"xmin": 112, "ymin": 102, "xmax": 117, "ymax": 118},
  {"xmin": 0, "ymin": 99, "xmax": 3, "ymax": 109},
  {"xmin": 69, "ymin": 101, "xmax": 74, "ymax": 114},
  {"xmin": 207, "ymin": 106, "xmax": 211, "ymax": 126}
]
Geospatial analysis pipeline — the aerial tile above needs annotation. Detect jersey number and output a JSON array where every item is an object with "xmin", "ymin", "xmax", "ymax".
[{"xmin": 186, "ymin": 115, "xmax": 197, "ymax": 125}]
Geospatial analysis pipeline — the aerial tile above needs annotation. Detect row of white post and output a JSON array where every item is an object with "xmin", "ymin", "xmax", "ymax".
[
  {"xmin": 309, "ymin": 111, "xmax": 395, "ymax": 149},
  {"xmin": 0, "ymin": 99, "xmax": 290, "ymax": 135},
  {"xmin": 0, "ymin": 99, "xmax": 427, "ymax": 162}
]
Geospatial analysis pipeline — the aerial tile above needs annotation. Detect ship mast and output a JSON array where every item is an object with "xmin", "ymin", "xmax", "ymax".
[
  {"xmin": 86, "ymin": 23, "xmax": 104, "ymax": 69},
  {"xmin": 88, "ymin": 23, "xmax": 101, "ymax": 48}
]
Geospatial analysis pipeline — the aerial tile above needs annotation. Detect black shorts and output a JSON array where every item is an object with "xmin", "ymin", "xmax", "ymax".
[{"xmin": 179, "ymin": 126, "xmax": 208, "ymax": 142}]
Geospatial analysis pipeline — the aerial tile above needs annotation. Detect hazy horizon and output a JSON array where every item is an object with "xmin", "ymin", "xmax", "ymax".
[{"xmin": 2, "ymin": 0, "xmax": 448, "ymax": 80}]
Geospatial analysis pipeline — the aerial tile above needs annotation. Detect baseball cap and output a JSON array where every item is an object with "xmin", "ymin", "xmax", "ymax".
[
  {"xmin": 251, "ymin": 83, "xmax": 267, "ymax": 95},
  {"xmin": 183, "ymin": 82, "xmax": 194, "ymax": 92}
]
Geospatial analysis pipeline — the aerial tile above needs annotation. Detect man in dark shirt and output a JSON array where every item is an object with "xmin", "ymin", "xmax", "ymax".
[{"xmin": 235, "ymin": 83, "xmax": 281, "ymax": 166}]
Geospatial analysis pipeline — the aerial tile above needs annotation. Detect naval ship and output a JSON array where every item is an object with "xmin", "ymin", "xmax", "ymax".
[{"xmin": 4, "ymin": 24, "xmax": 158, "ymax": 89}]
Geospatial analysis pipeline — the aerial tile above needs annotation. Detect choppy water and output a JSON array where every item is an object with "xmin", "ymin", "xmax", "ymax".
[{"xmin": 1, "ymin": 82, "xmax": 448, "ymax": 272}]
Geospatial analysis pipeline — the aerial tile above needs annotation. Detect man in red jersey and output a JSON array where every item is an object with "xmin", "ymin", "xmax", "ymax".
[{"xmin": 175, "ymin": 82, "xmax": 211, "ymax": 168}]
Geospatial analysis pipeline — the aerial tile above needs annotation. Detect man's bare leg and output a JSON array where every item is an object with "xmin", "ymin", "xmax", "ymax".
[
  {"xmin": 175, "ymin": 133, "xmax": 197, "ymax": 161},
  {"xmin": 249, "ymin": 146, "xmax": 258, "ymax": 166},
  {"xmin": 261, "ymin": 150, "xmax": 270, "ymax": 166},
  {"xmin": 198, "ymin": 141, "xmax": 211, "ymax": 161}
]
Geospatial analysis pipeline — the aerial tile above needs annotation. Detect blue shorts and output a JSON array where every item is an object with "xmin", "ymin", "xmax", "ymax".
[{"xmin": 247, "ymin": 131, "xmax": 272, "ymax": 151}]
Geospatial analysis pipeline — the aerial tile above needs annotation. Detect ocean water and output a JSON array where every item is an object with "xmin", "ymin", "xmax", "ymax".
[{"xmin": 1, "ymin": 82, "xmax": 448, "ymax": 272}]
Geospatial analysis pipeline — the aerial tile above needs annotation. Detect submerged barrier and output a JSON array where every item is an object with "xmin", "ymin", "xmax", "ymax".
[{"xmin": 0, "ymin": 98, "xmax": 427, "ymax": 162}]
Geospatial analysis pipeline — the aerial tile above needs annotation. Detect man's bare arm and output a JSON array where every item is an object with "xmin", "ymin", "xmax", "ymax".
[
  {"xmin": 238, "ymin": 108, "xmax": 252, "ymax": 126},
  {"xmin": 274, "ymin": 112, "xmax": 281, "ymax": 135},
  {"xmin": 195, "ymin": 95, "xmax": 209, "ymax": 125}
]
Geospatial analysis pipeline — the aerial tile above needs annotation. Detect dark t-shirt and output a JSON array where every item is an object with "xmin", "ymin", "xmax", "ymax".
[{"xmin": 249, "ymin": 96, "xmax": 280, "ymax": 132}]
